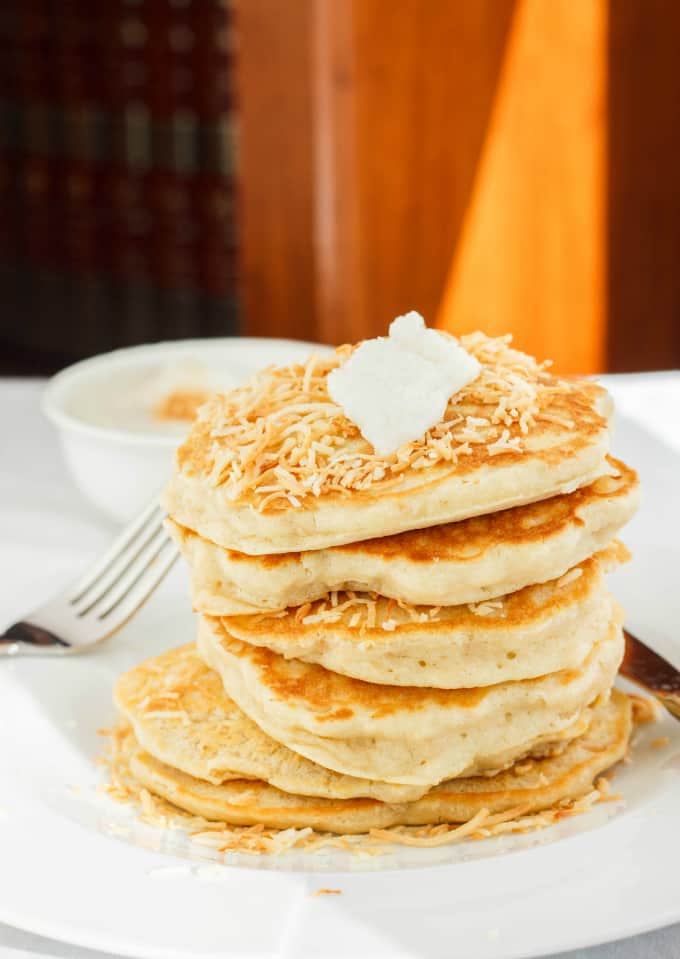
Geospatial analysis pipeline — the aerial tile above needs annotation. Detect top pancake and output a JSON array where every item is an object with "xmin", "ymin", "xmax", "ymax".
[
  {"xmin": 162, "ymin": 333, "xmax": 613, "ymax": 554},
  {"xmin": 168, "ymin": 458, "xmax": 638, "ymax": 613}
]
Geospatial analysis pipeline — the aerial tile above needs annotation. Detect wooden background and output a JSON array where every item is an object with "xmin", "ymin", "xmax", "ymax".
[
  {"xmin": 0, "ymin": 0, "xmax": 239, "ymax": 375},
  {"xmin": 608, "ymin": 0, "xmax": 680, "ymax": 371},
  {"xmin": 237, "ymin": 0, "xmax": 680, "ymax": 373}
]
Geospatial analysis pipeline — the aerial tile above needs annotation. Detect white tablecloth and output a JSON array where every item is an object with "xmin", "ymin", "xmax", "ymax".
[{"xmin": 1, "ymin": 375, "xmax": 679, "ymax": 959}]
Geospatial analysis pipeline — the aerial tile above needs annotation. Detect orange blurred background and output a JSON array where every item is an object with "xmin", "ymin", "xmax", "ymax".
[{"xmin": 1, "ymin": 0, "xmax": 679, "ymax": 374}]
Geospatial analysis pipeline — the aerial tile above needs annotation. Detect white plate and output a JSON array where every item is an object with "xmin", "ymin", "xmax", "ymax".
[{"xmin": 1, "ymin": 397, "xmax": 680, "ymax": 959}]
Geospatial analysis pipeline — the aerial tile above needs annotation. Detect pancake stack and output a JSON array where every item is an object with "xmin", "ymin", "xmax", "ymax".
[{"xmin": 115, "ymin": 331, "xmax": 641, "ymax": 839}]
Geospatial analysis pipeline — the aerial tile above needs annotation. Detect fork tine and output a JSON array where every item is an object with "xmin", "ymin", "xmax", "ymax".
[
  {"xmin": 96, "ymin": 540, "xmax": 179, "ymax": 628},
  {"xmin": 72, "ymin": 514, "xmax": 165, "ymax": 613},
  {"xmin": 70, "ymin": 500, "xmax": 163, "ymax": 603},
  {"xmin": 2, "ymin": 494, "xmax": 179, "ymax": 657},
  {"xmin": 83, "ymin": 525, "xmax": 171, "ymax": 619},
  {"xmin": 91, "ymin": 528, "xmax": 170, "ymax": 619}
]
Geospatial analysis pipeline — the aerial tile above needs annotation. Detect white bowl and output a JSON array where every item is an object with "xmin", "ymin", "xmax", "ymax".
[{"xmin": 43, "ymin": 337, "xmax": 328, "ymax": 523}]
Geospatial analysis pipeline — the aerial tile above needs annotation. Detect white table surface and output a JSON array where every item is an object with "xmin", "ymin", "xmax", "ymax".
[{"xmin": 1, "ymin": 373, "xmax": 679, "ymax": 959}]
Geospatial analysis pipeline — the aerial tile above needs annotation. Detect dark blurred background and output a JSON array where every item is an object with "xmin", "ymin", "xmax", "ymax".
[
  {"xmin": 1, "ymin": 0, "xmax": 679, "ymax": 376},
  {"xmin": 0, "ymin": 0, "xmax": 238, "ymax": 374}
]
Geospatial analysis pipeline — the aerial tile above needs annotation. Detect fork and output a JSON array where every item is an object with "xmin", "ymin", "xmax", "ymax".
[{"xmin": 0, "ymin": 499, "xmax": 178, "ymax": 656}]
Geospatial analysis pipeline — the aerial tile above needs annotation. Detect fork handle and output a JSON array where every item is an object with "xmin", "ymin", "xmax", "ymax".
[{"xmin": 0, "ymin": 621, "xmax": 69, "ymax": 656}]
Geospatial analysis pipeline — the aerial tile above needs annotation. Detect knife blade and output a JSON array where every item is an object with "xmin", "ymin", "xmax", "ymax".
[{"xmin": 621, "ymin": 629, "xmax": 680, "ymax": 721}]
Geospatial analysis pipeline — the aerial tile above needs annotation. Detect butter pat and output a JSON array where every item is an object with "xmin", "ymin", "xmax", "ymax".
[{"xmin": 327, "ymin": 312, "xmax": 480, "ymax": 455}]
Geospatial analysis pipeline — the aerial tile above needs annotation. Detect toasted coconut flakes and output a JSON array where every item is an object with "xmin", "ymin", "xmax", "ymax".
[
  {"xmin": 302, "ymin": 353, "xmax": 320, "ymax": 395},
  {"xmin": 556, "ymin": 568, "xmax": 583, "ymax": 589},
  {"xmin": 595, "ymin": 776, "xmax": 611, "ymax": 796},
  {"xmin": 597, "ymin": 792, "xmax": 623, "ymax": 803},
  {"xmin": 487, "ymin": 429, "xmax": 523, "ymax": 456},
  {"xmin": 142, "ymin": 710, "xmax": 190, "ymax": 721},
  {"xmin": 629, "ymin": 694, "xmax": 662, "ymax": 724},
  {"xmin": 537, "ymin": 412, "xmax": 576, "ymax": 429},
  {"xmin": 295, "ymin": 603, "xmax": 313, "ymax": 623},
  {"xmin": 312, "ymin": 888, "xmax": 342, "ymax": 897},
  {"xmin": 267, "ymin": 593, "xmax": 443, "ymax": 630},
  {"xmin": 98, "ymin": 722, "xmax": 632, "ymax": 859},
  {"xmin": 369, "ymin": 809, "xmax": 491, "ymax": 847},
  {"xmin": 302, "ymin": 611, "xmax": 335, "ymax": 625},
  {"xmin": 178, "ymin": 333, "xmax": 583, "ymax": 509},
  {"xmin": 651, "ymin": 736, "xmax": 670, "ymax": 748},
  {"xmin": 366, "ymin": 601, "xmax": 376, "ymax": 629},
  {"xmin": 468, "ymin": 599, "xmax": 505, "ymax": 617}
]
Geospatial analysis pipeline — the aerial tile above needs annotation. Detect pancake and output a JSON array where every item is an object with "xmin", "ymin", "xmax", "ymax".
[
  {"xmin": 167, "ymin": 459, "xmax": 638, "ymax": 613},
  {"xmin": 197, "ymin": 613, "xmax": 624, "ymax": 786},
  {"xmin": 114, "ymin": 644, "xmax": 426, "ymax": 802},
  {"xmin": 116, "ymin": 643, "xmax": 595, "ymax": 802},
  {"xmin": 220, "ymin": 545, "xmax": 626, "ymax": 688},
  {"xmin": 125, "ymin": 691, "xmax": 632, "ymax": 834},
  {"xmin": 162, "ymin": 334, "xmax": 613, "ymax": 554}
]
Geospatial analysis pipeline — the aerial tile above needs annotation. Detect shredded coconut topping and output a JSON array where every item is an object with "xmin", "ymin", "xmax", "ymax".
[
  {"xmin": 556, "ymin": 568, "xmax": 583, "ymax": 589},
  {"xmin": 248, "ymin": 592, "xmax": 444, "ymax": 632},
  {"xmin": 180, "ymin": 333, "xmax": 574, "ymax": 510},
  {"xmin": 628, "ymin": 694, "xmax": 662, "ymax": 724},
  {"xmin": 467, "ymin": 599, "xmax": 506, "ymax": 618},
  {"xmin": 99, "ymin": 724, "xmax": 630, "ymax": 858}
]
